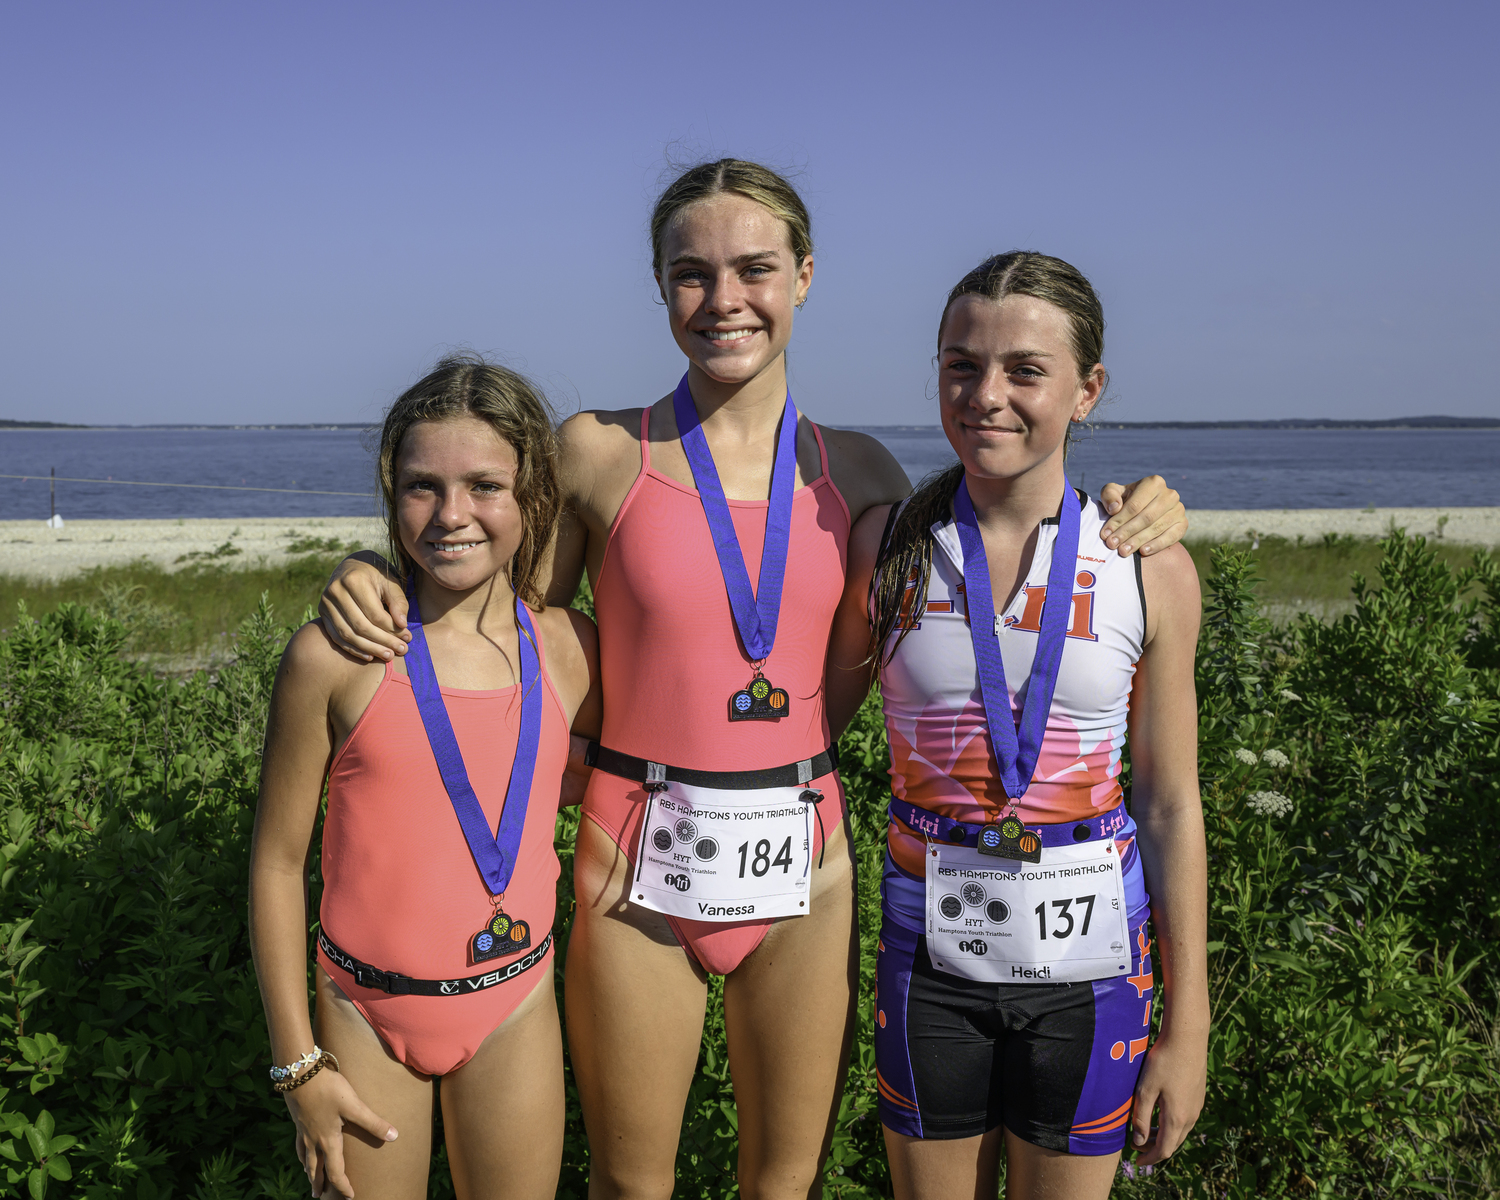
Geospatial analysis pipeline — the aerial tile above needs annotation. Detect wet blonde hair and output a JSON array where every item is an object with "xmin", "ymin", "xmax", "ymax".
[
  {"xmin": 376, "ymin": 354, "xmax": 560, "ymax": 609},
  {"xmin": 650, "ymin": 158, "xmax": 813, "ymax": 272}
]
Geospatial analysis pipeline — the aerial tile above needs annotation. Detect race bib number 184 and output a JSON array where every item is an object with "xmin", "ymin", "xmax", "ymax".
[
  {"xmin": 632, "ymin": 783, "xmax": 813, "ymax": 922},
  {"xmin": 926, "ymin": 838, "xmax": 1131, "ymax": 984}
]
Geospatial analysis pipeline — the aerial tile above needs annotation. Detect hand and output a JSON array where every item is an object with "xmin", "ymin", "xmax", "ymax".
[
  {"xmin": 1098, "ymin": 476, "xmax": 1187, "ymax": 557},
  {"xmin": 319, "ymin": 556, "xmax": 412, "ymax": 662},
  {"xmin": 559, "ymin": 734, "xmax": 595, "ymax": 809},
  {"xmin": 1128, "ymin": 1026, "xmax": 1207, "ymax": 1166},
  {"xmin": 285, "ymin": 1068, "xmax": 398, "ymax": 1198}
]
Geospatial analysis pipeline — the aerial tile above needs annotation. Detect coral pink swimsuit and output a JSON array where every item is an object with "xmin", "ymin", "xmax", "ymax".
[
  {"xmin": 583, "ymin": 410, "xmax": 851, "ymax": 975},
  {"xmin": 317, "ymin": 632, "xmax": 569, "ymax": 1076}
]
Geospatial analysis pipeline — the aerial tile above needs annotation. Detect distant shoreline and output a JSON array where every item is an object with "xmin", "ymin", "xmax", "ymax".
[
  {"xmin": 3, "ymin": 416, "xmax": 1499, "ymax": 432},
  {"xmin": 0, "ymin": 509, "xmax": 1494, "ymax": 581}
]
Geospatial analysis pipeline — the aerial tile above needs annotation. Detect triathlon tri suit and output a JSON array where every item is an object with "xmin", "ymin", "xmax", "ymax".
[
  {"xmin": 874, "ymin": 490, "xmax": 1155, "ymax": 1154},
  {"xmin": 316, "ymin": 628, "xmax": 568, "ymax": 1077},
  {"xmin": 582, "ymin": 408, "xmax": 850, "ymax": 976}
]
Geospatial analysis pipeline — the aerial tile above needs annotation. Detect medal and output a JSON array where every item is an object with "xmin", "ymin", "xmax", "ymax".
[
  {"xmin": 406, "ymin": 584, "xmax": 543, "ymax": 962},
  {"xmin": 470, "ymin": 905, "xmax": 532, "ymax": 965},
  {"xmin": 953, "ymin": 478, "xmax": 1081, "ymax": 837},
  {"xmin": 728, "ymin": 673, "xmax": 791, "ymax": 721},
  {"xmin": 672, "ymin": 373, "xmax": 798, "ymax": 723},
  {"xmin": 976, "ymin": 813, "xmax": 1042, "ymax": 863}
]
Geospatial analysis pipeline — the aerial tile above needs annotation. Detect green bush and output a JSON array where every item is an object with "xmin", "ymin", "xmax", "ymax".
[{"xmin": 0, "ymin": 532, "xmax": 1496, "ymax": 1198}]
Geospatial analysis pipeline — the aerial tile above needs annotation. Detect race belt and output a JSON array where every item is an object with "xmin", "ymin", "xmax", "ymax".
[
  {"xmin": 319, "ymin": 928, "xmax": 551, "ymax": 997},
  {"xmin": 586, "ymin": 743, "xmax": 838, "ymax": 791},
  {"xmin": 890, "ymin": 798, "xmax": 1128, "ymax": 851}
]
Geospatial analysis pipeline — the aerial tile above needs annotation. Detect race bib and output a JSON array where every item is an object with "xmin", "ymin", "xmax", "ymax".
[
  {"xmin": 925, "ymin": 838, "xmax": 1131, "ymax": 983},
  {"xmin": 631, "ymin": 783, "xmax": 813, "ymax": 922}
]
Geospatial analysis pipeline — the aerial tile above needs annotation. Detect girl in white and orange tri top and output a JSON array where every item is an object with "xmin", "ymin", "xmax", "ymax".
[{"xmin": 828, "ymin": 251, "xmax": 1208, "ymax": 1200}]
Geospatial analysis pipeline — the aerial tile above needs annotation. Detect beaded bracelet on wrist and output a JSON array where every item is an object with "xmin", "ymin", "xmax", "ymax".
[
  {"xmin": 270, "ymin": 1047, "xmax": 322, "ymax": 1083},
  {"xmin": 272, "ymin": 1050, "xmax": 340, "ymax": 1095}
]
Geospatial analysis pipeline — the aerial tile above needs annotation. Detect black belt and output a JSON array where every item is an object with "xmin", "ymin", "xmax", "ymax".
[
  {"xmin": 318, "ymin": 928, "xmax": 552, "ymax": 997},
  {"xmin": 585, "ymin": 742, "xmax": 839, "ymax": 791}
]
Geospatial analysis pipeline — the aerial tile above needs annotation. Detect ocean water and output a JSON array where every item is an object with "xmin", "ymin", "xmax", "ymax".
[{"xmin": 0, "ymin": 425, "xmax": 1495, "ymax": 521}]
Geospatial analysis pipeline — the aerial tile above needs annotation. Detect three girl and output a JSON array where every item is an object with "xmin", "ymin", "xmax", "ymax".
[
  {"xmin": 249, "ymin": 359, "xmax": 600, "ymax": 1199},
  {"xmin": 297, "ymin": 161, "xmax": 1197, "ymax": 1197}
]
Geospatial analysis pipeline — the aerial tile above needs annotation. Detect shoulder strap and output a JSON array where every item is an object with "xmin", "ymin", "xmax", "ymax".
[
  {"xmin": 809, "ymin": 420, "xmax": 832, "ymax": 481},
  {"xmin": 638, "ymin": 408, "xmax": 652, "ymax": 471}
]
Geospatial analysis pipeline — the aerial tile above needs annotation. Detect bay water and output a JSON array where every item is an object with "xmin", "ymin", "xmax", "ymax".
[{"xmin": 0, "ymin": 425, "xmax": 1494, "ymax": 521}]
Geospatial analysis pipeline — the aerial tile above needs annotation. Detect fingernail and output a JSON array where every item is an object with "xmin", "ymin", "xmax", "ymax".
[
  {"xmin": 1107, "ymin": 537, "xmax": 1119, "ymax": 547},
  {"xmin": 1121, "ymin": 544, "xmax": 1133, "ymax": 554},
  {"xmin": 1141, "ymin": 545, "xmax": 1152, "ymax": 554},
  {"xmin": 386, "ymin": 1128, "xmax": 399, "ymax": 1141},
  {"xmin": 1109, "ymin": 502, "xmax": 1120, "ymax": 513}
]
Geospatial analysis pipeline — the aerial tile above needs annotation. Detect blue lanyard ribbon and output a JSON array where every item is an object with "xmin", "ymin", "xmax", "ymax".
[
  {"xmin": 403, "ymin": 586, "xmax": 543, "ymax": 897},
  {"xmin": 952, "ymin": 478, "xmax": 1081, "ymax": 802},
  {"xmin": 671, "ymin": 372, "xmax": 799, "ymax": 664}
]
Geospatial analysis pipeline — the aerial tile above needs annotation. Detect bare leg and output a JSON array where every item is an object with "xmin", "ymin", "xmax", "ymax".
[
  {"xmin": 724, "ymin": 820, "xmax": 859, "ymax": 1200},
  {"xmin": 884, "ymin": 1123, "xmax": 1120, "ymax": 1200},
  {"xmin": 1001, "ymin": 1130, "xmax": 1118, "ymax": 1200},
  {"xmin": 884, "ymin": 1126, "xmax": 1002, "ymax": 1200},
  {"xmin": 441, "ymin": 970, "xmax": 566, "ymax": 1200},
  {"xmin": 566, "ymin": 814, "xmax": 710, "ymax": 1200},
  {"xmin": 314, "ymin": 968, "xmax": 436, "ymax": 1200}
]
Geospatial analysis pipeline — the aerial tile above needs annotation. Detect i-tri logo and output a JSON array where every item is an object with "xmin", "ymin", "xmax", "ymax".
[
  {"xmin": 663, "ymin": 873, "xmax": 691, "ymax": 892},
  {"xmin": 958, "ymin": 939, "xmax": 989, "ymax": 956}
]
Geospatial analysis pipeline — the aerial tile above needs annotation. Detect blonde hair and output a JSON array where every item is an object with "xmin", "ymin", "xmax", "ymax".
[
  {"xmin": 376, "ymin": 354, "xmax": 560, "ymax": 609},
  {"xmin": 650, "ymin": 158, "xmax": 813, "ymax": 271}
]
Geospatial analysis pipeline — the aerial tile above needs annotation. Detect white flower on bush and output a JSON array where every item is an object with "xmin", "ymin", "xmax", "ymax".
[
  {"xmin": 1234, "ymin": 748, "xmax": 1259, "ymax": 766},
  {"xmin": 1446, "ymin": 692, "xmax": 1463, "ymax": 706},
  {"xmin": 1279, "ymin": 689, "xmax": 1302, "ymax": 702},
  {"xmin": 1247, "ymin": 790, "xmax": 1293, "ymax": 817},
  {"xmin": 1261, "ymin": 748, "xmax": 1290, "ymax": 769}
]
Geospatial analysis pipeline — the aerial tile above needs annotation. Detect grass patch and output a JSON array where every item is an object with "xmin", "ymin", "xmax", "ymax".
[
  {"xmin": 0, "ymin": 534, "xmax": 1488, "ymax": 666},
  {"xmin": 0, "ymin": 554, "xmax": 348, "ymax": 666},
  {"xmin": 1185, "ymin": 532, "xmax": 1482, "ymax": 623}
]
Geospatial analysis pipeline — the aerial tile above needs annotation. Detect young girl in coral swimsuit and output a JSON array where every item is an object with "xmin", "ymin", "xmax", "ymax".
[
  {"xmin": 250, "ymin": 357, "xmax": 600, "ymax": 1200},
  {"xmin": 316, "ymin": 163, "xmax": 1189, "ymax": 1197}
]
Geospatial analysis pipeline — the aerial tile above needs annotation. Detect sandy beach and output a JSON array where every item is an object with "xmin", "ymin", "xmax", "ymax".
[
  {"xmin": 0, "ymin": 508, "xmax": 1494, "ymax": 581},
  {"xmin": 0, "ymin": 517, "xmax": 387, "ymax": 581}
]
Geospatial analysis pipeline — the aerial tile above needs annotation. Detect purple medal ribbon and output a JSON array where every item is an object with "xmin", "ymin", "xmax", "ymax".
[
  {"xmin": 952, "ymin": 478, "xmax": 1081, "ymax": 802},
  {"xmin": 404, "ymin": 585, "xmax": 543, "ymax": 897},
  {"xmin": 672, "ymin": 372, "xmax": 799, "ymax": 664}
]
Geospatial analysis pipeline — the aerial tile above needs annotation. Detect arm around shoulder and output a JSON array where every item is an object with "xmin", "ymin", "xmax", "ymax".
[
  {"xmin": 535, "ymin": 603, "xmax": 600, "ymax": 735},
  {"xmin": 824, "ymin": 502, "xmax": 892, "ymax": 740},
  {"xmin": 816, "ymin": 426, "xmax": 912, "ymax": 522}
]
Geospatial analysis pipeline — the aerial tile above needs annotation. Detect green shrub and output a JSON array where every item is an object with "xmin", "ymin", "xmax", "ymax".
[{"xmin": 0, "ymin": 532, "xmax": 1496, "ymax": 1198}]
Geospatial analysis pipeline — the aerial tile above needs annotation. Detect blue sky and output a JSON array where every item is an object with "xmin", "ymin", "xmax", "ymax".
[{"xmin": 2, "ymin": 0, "xmax": 1496, "ymax": 426}]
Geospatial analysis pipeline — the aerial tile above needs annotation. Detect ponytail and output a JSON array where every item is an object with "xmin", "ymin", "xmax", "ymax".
[{"xmin": 868, "ymin": 463, "xmax": 965, "ymax": 667}]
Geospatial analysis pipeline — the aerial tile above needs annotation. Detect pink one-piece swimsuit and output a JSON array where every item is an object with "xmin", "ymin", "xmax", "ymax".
[
  {"xmin": 582, "ymin": 409, "xmax": 851, "ymax": 975},
  {"xmin": 317, "ymin": 626, "xmax": 569, "ymax": 1076}
]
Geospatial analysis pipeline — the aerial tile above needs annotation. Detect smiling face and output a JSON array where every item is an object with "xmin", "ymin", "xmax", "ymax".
[
  {"xmin": 394, "ymin": 416, "xmax": 524, "ymax": 594},
  {"xmin": 938, "ymin": 294, "xmax": 1105, "ymax": 485},
  {"xmin": 655, "ymin": 192, "xmax": 813, "ymax": 387}
]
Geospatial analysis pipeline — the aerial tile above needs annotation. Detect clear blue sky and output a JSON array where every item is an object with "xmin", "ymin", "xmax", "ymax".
[{"xmin": 2, "ymin": 0, "xmax": 1496, "ymax": 426}]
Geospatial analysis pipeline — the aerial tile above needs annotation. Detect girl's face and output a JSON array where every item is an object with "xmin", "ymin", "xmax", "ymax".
[
  {"xmin": 938, "ymin": 294, "xmax": 1104, "ymax": 487},
  {"xmin": 656, "ymin": 193, "xmax": 813, "ymax": 388},
  {"xmin": 395, "ymin": 416, "xmax": 524, "ymax": 595}
]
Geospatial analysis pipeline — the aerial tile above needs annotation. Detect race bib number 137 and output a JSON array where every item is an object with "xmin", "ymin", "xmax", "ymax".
[{"xmin": 926, "ymin": 838, "xmax": 1131, "ymax": 984}]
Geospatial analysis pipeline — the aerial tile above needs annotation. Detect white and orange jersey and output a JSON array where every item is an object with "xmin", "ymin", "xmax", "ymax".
[{"xmin": 879, "ymin": 491, "xmax": 1146, "ymax": 879}]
